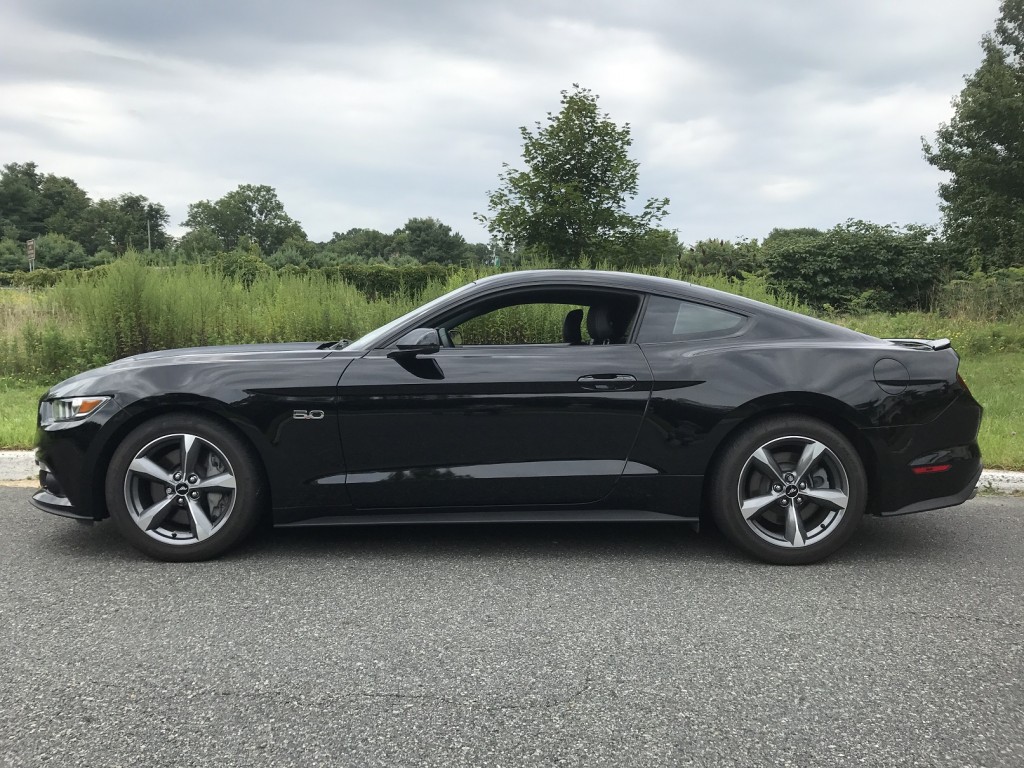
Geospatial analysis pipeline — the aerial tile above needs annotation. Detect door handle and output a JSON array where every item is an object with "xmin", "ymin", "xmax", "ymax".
[{"xmin": 577, "ymin": 374, "xmax": 637, "ymax": 391}]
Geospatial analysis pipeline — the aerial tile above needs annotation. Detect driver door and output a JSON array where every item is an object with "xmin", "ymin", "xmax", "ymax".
[{"xmin": 337, "ymin": 341, "xmax": 653, "ymax": 510}]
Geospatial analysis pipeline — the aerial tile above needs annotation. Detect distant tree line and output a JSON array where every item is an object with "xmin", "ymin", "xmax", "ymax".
[
  {"xmin": 0, "ymin": 155, "xmax": 1010, "ymax": 313},
  {"xmin": 0, "ymin": 164, "xmax": 500, "ymax": 273}
]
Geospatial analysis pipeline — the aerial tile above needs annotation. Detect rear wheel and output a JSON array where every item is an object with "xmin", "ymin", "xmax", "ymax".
[
  {"xmin": 105, "ymin": 414, "xmax": 265, "ymax": 561},
  {"xmin": 709, "ymin": 415, "xmax": 867, "ymax": 564}
]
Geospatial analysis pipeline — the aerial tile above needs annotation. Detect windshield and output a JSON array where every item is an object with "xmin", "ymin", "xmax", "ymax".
[{"xmin": 345, "ymin": 280, "xmax": 480, "ymax": 352}]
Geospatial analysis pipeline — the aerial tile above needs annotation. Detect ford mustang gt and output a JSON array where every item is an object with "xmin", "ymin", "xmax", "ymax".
[{"xmin": 31, "ymin": 269, "xmax": 983, "ymax": 563}]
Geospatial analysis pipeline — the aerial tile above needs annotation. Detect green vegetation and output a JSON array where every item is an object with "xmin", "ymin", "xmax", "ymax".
[
  {"xmin": 760, "ymin": 222, "xmax": 953, "ymax": 314},
  {"xmin": 476, "ymin": 84, "xmax": 670, "ymax": 267},
  {"xmin": 0, "ymin": 378, "xmax": 44, "ymax": 449},
  {"xmin": 840, "ymin": 313, "xmax": 1024, "ymax": 356},
  {"xmin": 923, "ymin": 0, "xmax": 1024, "ymax": 271},
  {"xmin": 0, "ymin": 255, "xmax": 803, "ymax": 381},
  {"xmin": 959, "ymin": 353, "xmax": 1024, "ymax": 470}
]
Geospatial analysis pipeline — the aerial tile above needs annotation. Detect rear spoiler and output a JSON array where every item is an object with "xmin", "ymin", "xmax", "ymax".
[{"xmin": 883, "ymin": 338, "xmax": 952, "ymax": 351}]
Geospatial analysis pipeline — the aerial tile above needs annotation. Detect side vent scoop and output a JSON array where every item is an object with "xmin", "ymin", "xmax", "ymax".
[{"xmin": 883, "ymin": 338, "xmax": 951, "ymax": 351}]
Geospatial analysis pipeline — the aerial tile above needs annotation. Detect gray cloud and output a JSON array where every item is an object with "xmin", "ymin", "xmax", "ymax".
[{"xmin": 0, "ymin": 0, "xmax": 1003, "ymax": 245}]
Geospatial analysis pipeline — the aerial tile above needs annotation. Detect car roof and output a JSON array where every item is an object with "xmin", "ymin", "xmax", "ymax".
[
  {"xmin": 474, "ymin": 269, "xmax": 755, "ymax": 307},
  {"xmin": 470, "ymin": 269, "xmax": 872, "ymax": 341}
]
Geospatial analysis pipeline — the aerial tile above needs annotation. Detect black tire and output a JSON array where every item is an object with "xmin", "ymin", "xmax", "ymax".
[
  {"xmin": 105, "ymin": 413, "xmax": 266, "ymax": 561},
  {"xmin": 709, "ymin": 415, "xmax": 867, "ymax": 565}
]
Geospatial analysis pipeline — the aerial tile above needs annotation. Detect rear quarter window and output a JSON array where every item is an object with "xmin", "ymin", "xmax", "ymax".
[{"xmin": 638, "ymin": 295, "xmax": 747, "ymax": 343}]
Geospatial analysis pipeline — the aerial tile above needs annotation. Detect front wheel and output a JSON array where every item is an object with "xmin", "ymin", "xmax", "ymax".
[
  {"xmin": 105, "ymin": 414, "xmax": 266, "ymax": 561},
  {"xmin": 709, "ymin": 416, "xmax": 867, "ymax": 564}
]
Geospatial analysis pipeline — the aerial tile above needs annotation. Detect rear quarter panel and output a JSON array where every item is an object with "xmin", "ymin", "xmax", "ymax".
[{"xmin": 632, "ymin": 340, "xmax": 965, "ymax": 479}]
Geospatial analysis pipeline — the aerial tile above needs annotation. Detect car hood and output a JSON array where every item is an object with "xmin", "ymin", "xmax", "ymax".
[
  {"xmin": 46, "ymin": 342, "xmax": 350, "ymax": 399},
  {"xmin": 105, "ymin": 341, "xmax": 333, "ymax": 368}
]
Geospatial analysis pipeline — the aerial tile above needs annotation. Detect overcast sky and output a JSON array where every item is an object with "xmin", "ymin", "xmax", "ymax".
[{"xmin": 0, "ymin": 0, "xmax": 1002, "ymax": 246}]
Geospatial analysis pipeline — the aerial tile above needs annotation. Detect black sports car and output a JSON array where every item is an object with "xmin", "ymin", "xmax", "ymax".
[{"xmin": 32, "ymin": 269, "xmax": 983, "ymax": 564}]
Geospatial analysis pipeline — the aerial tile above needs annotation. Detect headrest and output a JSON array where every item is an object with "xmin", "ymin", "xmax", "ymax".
[
  {"xmin": 563, "ymin": 308, "xmax": 584, "ymax": 344},
  {"xmin": 587, "ymin": 305, "xmax": 617, "ymax": 343}
]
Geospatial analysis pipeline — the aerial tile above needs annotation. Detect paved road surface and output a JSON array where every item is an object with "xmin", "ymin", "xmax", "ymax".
[{"xmin": 1, "ymin": 488, "xmax": 1022, "ymax": 767}]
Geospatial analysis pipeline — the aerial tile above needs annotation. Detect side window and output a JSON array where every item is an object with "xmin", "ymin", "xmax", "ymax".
[
  {"xmin": 455, "ymin": 303, "xmax": 591, "ymax": 345},
  {"xmin": 637, "ymin": 295, "xmax": 746, "ymax": 343}
]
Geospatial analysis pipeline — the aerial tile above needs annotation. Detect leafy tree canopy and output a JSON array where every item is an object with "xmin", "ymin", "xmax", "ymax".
[
  {"xmin": 401, "ymin": 217, "xmax": 470, "ymax": 264},
  {"xmin": 477, "ymin": 85, "xmax": 670, "ymax": 267},
  {"xmin": 0, "ymin": 162, "xmax": 170, "ymax": 262},
  {"xmin": 924, "ymin": 0, "xmax": 1024, "ymax": 269},
  {"xmin": 326, "ymin": 227, "xmax": 399, "ymax": 262},
  {"xmin": 0, "ymin": 162, "xmax": 93, "ymax": 245},
  {"xmin": 88, "ymin": 194, "xmax": 170, "ymax": 254},
  {"xmin": 0, "ymin": 237, "xmax": 23, "ymax": 271},
  {"xmin": 184, "ymin": 184, "xmax": 306, "ymax": 256}
]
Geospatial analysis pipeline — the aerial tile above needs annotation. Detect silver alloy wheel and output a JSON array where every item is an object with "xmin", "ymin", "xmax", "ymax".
[
  {"xmin": 123, "ymin": 433, "xmax": 237, "ymax": 545},
  {"xmin": 736, "ymin": 435, "xmax": 850, "ymax": 548}
]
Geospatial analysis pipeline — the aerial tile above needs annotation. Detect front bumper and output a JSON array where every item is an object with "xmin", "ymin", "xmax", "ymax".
[
  {"xmin": 30, "ymin": 454, "xmax": 92, "ymax": 520},
  {"xmin": 33, "ymin": 396, "xmax": 125, "ymax": 521},
  {"xmin": 30, "ymin": 489, "xmax": 92, "ymax": 521}
]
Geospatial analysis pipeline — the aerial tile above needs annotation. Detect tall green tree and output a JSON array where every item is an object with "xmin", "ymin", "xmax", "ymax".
[
  {"xmin": 89, "ymin": 194, "xmax": 170, "ymax": 254},
  {"xmin": 175, "ymin": 226, "xmax": 223, "ymax": 263},
  {"xmin": 325, "ymin": 228, "xmax": 398, "ymax": 262},
  {"xmin": 400, "ymin": 217, "xmax": 470, "ymax": 264},
  {"xmin": 0, "ymin": 162, "xmax": 93, "ymax": 245},
  {"xmin": 476, "ymin": 85, "xmax": 670, "ymax": 267},
  {"xmin": 38, "ymin": 175, "xmax": 92, "ymax": 244},
  {"xmin": 0, "ymin": 237, "xmax": 24, "ymax": 271},
  {"xmin": 184, "ymin": 184, "xmax": 305, "ymax": 256},
  {"xmin": 923, "ymin": 0, "xmax": 1024, "ymax": 270},
  {"xmin": 0, "ymin": 162, "xmax": 45, "ymax": 241}
]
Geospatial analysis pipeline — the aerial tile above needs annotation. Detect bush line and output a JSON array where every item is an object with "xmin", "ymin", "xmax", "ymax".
[{"xmin": 2, "ymin": 256, "xmax": 1023, "ymax": 384}]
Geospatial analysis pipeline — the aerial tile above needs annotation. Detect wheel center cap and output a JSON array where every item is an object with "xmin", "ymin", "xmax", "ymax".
[
  {"xmin": 785, "ymin": 484, "xmax": 799, "ymax": 498},
  {"xmin": 175, "ymin": 482, "xmax": 189, "ymax": 495}
]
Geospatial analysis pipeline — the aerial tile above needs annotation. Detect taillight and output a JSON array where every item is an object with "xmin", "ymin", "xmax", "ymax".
[{"xmin": 911, "ymin": 464, "xmax": 952, "ymax": 475}]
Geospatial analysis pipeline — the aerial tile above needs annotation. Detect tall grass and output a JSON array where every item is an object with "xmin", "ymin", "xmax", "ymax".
[
  {"xmin": 1, "ymin": 256, "xmax": 804, "ymax": 382},
  {"xmin": 958, "ymin": 353, "xmax": 1024, "ymax": 470},
  {"xmin": 50, "ymin": 260, "xmax": 399, "ymax": 357},
  {"xmin": 934, "ymin": 273, "xmax": 1024, "ymax": 322},
  {"xmin": 838, "ymin": 313, "xmax": 1024, "ymax": 356},
  {"xmin": 0, "ymin": 377, "xmax": 46, "ymax": 450},
  {"xmin": 6, "ymin": 254, "xmax": 1022, "ymax": 384}
]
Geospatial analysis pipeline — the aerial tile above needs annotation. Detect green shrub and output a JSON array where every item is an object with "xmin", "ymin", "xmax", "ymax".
[
  {"xmin": 934, "ymin": 268, "xmax": 1024, "ymax": 321},
  {"xmin": 34, "ymin": 233, "xmax": 90, "ymax": 269},
  {"xmin": 760, "ymin": 221, "xmax": 951, "ymax": 313},
  {"xmin": 0, "ymin": 268, "xmax": 65, "ymax": 288},
  {"xmin": 315, "ymin": 262, "xmax": 450, "ymax": 299}
]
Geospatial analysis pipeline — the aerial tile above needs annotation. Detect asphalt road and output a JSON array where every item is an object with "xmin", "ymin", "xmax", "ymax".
[{"xmin": 1, "ymin": 488, "xmax": 1022, "ymax": 768}]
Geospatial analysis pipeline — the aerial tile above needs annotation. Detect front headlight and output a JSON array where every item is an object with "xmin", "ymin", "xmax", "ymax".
[{"xmin": 49, "ymin": 396, "xmax": 111, "ymax": 422}]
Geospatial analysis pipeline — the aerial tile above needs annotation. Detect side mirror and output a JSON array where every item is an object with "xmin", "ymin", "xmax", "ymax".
[{"xmin": 388, "ymin": 327, "xmax": 441, "ymax": 359}]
